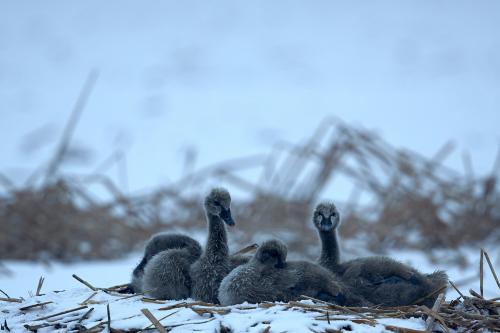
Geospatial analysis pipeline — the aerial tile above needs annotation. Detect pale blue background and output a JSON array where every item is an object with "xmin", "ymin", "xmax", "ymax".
[{"xmin": 1, "ymin": 0, "xmax": 499, "ymax": 198}]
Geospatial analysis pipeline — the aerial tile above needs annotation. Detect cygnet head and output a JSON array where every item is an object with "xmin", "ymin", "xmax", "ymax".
[
  {"xmin": 204, "ymin": 187, "xmax": 235, "ymax": 226},
  {"xmin": 313, "ymin": 202, "xmax": 340, "ymax": 231},
  {"xmin": 255, "ymin": 239, "xmax": 287, "ymax": 269}
]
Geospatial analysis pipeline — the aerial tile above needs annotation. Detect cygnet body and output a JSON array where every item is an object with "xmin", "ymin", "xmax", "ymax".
[
  {"xmin": 313, "ymin": 202, "xmax": 448, "ymax": 307},
  {"xmin": 219, "ymin": 239, "xmax": 369, "ymax": 306},
  {"xmin": 189, "ymin": 188, "xmax": 236, "ymax": 303},
  {"xmin": 130, "ymin": 233, "xmax": 201, "ymax": 294}
]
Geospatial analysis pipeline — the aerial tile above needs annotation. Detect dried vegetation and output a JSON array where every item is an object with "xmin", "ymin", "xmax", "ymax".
[
  {"xmin": 0, "ymin": 72, "xmax": 499, "ymax": 262},
  {"xmin": 1, "ymin": 250, "xmax": 498, "ymax": 332}
]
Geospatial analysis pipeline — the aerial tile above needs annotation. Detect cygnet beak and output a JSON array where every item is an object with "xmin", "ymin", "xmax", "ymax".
[
  {"xmin": 220, "ymin": 208, "xmax": 235, "ymax": 226},
  {"xmin": 274, "ymin": 259, "xmax": 286, "ymax": 269}
]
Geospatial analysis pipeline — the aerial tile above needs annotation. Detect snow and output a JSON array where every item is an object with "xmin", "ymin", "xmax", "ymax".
[
  {"xmin": 0, "ymin": 256, "xmax": 139, "ymax": 299},
  {"xmin": 0, "ymin": 289, "xmax": 427, "ymax": 333},
  {"xmin": 1, "ymin": 245, "xmax": 499, "ymax": 332}
]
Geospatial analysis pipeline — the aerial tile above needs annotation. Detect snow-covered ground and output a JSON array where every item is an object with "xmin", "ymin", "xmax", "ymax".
[
  {"xmin": 1, "ymin": 245, "xmax": 499, "ymax": 332},
  {"xmin": 0, "ymin": 288, "xmax": 429, "ymax": 333}
]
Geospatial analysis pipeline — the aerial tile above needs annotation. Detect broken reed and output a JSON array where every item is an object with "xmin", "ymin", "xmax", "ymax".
[{"xmin": 1, "ymin": 118, "xmax": 499, "ymax": 261}]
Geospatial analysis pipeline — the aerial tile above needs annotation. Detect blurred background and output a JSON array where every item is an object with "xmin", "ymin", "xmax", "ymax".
[{"xmin": 0, "ymin": 1, "xmax": 499, "ymax": 298}]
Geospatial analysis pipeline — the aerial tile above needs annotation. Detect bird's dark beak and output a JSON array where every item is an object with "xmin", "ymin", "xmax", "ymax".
[
  {"xmin": 220, "ymin": 208, "xmax": 235, "ymax": 226},
  {"xmin": 320, "ymin": 221, "xmax": 333, "ymax": 230},
  {"xmin": 274, "ymin": 259, "xmax": 286, "ymax": 269}
]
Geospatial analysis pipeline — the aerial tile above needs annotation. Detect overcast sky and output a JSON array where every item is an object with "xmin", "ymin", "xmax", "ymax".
[{"xmin": 1, "ymin": 1, "xmax": 499, "ymax": 199}]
